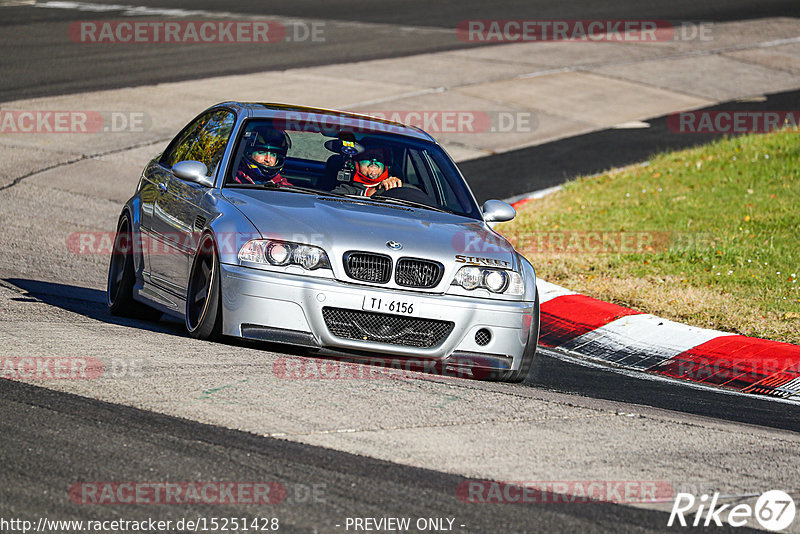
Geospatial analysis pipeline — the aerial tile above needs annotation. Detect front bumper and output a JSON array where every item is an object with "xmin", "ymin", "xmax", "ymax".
[{"xmin": 220, "ymin": 263, "xmax": 537, "ymax": 370}]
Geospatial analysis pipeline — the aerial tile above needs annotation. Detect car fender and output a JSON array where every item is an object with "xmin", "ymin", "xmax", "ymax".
[
  {"xmin": 118, "ymin": 197, "xmax": 146, "ymax": 276},
  {"xmin": 517, "ymin": 252, "xmax": 538, "ymax": 303},
  {"xmin": 203, "ymin": 194, "xmax": 261, "ymax": 266}
]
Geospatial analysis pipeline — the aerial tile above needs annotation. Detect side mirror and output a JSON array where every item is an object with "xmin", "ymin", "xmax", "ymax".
[
  {"xmin": 172, "ymin": 160, "xmax": 213, "ymax": 187},
  {"xmin": 482, "ymin": 199, "xmax": 516, "ymax": 222}
]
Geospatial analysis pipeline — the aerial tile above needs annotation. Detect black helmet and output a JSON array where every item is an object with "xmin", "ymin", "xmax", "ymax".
[{"xmin": 243, "ymin": 130, "xmax": 291, "ymax": 179}]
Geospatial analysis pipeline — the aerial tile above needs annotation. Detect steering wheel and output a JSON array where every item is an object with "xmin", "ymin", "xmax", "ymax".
[
  {"xmin": 372, "ymin": 183, "xmax": 423, "ymax": 195},
  {"xmin": 372, "ymin": 184, "xmax": 434, "ymax": 206}
]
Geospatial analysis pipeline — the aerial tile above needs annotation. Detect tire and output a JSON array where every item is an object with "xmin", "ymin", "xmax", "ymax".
[
  {"xmin": 501, "ymin": 289, "xmax": 541, "ymax": 383},
  {"xmin": 185, "ymin": 233, "xmax": 222, "ymax": 341},
  {"xmin": 107, "ymin": 214, "xmax": 162, "ymax": 320}
]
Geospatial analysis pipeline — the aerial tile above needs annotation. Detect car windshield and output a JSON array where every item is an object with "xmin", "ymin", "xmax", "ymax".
[{"xmin": 224, "ymin": 117, "xmax": 482, "ymax": 219}]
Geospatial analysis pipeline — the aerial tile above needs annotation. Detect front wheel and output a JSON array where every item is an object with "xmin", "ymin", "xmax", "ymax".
[
  {"xmin": 186, "ymin": 233, "xmax": 222, "ymax": 341},
  {"xmin": 502, "ymin": 289, "xmax": 540, "ymax": 383},
  {"xmin": 479, "ymin": 289, "xmax": 540, "ymax": 383}
]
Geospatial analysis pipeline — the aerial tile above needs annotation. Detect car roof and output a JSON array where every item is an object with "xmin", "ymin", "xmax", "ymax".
[{"xmin": 213, "ymin": 101, "xmax": 437, "ymax": 143}]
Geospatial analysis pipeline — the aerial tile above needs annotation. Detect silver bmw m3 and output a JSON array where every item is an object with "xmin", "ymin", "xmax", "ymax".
[{"xmin": 107, "ymin": 102, "xmax": 539, "ymax": 382}]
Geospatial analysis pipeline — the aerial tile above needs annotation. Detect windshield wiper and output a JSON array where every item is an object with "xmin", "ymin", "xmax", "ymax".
[{"xmin": 368, "ymin": 195, "xmax": 455, "ymax": 214}]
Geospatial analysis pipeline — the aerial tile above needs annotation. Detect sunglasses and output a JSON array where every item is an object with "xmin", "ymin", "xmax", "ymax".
[
  {"xmin": 358, "ymin": 158, "xmax": 385, "ymax": 171},
  {"xmin": 251, "ymin": 150, "xmax": 279, "ymax": 159}
]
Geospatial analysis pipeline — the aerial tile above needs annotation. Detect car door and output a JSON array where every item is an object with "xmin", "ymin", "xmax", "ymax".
[
  {"xmin": 140, "ymin": 113, "xmax": 211, "ymax": 283},
  {"xmin": 149, "ymin": 110, "xmax": 235, "ymax": 300}
]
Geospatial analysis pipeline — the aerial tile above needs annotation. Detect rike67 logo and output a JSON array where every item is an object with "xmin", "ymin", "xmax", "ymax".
[{"xmin": 669, "ymin": 490, "xmax": 796, "ymax": 530}]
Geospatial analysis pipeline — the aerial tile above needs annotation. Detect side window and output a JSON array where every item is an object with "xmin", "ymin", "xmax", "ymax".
[
  {"xmin": 403, "ymin": 151, "xmax": 420, "ymax": 186},
  {"xmin": 184, "ymin": 110, "xmax": 235, "ymax": 177},
  {"xmin": 160, "ymin": 110, "xmax": 235, "ymax": 177},
  {"xmin": 161, "ymin": 113, "xmax": 212, "ymax": 168},
  {"xmin": 423, "ymin": 149, "xmax": 464, "ymax": 210}
]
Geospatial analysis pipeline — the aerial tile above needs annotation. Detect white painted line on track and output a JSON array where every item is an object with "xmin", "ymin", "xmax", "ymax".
[
  {"xmin": 29, "ymin": 0, "xmax": 453, "ymax": 34},
  {"xmin": 757, "ymin": 36, "xmax": 800, "ymax": 48},
  {"xmin": 504, "ymin": 184, "xmax": 563, "ymax": 206},
  {"xmin": 36, "ymin": 0, "xmax": 235, "ymax": 16},
  {"xmin": 612, "ymin": 120, "xmax": 651, "ymax": 129}
]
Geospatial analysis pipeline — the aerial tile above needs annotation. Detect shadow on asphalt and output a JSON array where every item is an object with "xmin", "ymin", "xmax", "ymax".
[
  {"xmin": 7, "ymin": 278, "xmax": 799, "ymax": 433},
  {"xmin": 5, "ymin": 277, "xmax": 184, "ymax": 335},
  {"xmin": 2, "ymin": 278, "xmax": 508, "ymax": 377},
  {"xmin": 2, "ymin": 278, "xmax": 357, "ymax": 357}
]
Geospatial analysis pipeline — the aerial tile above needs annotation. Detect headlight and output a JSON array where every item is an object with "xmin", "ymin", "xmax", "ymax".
[
  {"xmin": 452, "ymin": 266, "xmax": 523, "ymax": 295},
  {"xmin": 483, "ymin": 269, "xmax": 509, "ymax": 293},
  {"xmin": 294, "ymin": 245, "xmax": 323, "ymax": 270},
  {"xmin": 238, "ymin": 239, "xmax": 331, "ymax": 270},
  {"xmin": 266, "ymin": 242, "xmax": 291, "ymax": 265},
  {"xmin": 454, "ymin": 266, "xmax": 482, "ymax": 290},
  {"xmin": 237, "ymin": 240, "xmax": 265, "ymax": 263}
]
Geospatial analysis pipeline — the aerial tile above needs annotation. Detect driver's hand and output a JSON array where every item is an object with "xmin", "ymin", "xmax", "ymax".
[
  {"xmin": 380, "ymin": 176, "xmax": 402, "ymax": 190},
  {"xmin": 366, "ymin": 176, "xmax": 402, "ymax": 197}
]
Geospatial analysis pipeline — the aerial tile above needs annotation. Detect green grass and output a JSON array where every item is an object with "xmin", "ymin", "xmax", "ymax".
[{"xmin": 498, "ymin": 128, "xmax": 800, "ymax": 344}]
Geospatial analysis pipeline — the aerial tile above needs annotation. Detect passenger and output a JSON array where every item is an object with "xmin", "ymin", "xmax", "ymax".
[
  {"xmin": 333, "ymin": 146, "xmax": 401, "ymax": 197},
  {"xmin": 234, "ymin": 131, "xmax": 291, "ymax": 186}
]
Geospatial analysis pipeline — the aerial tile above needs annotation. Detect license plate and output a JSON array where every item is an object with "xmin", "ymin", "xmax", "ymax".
[{"xmin": 362, "ymin": 296, "xmax": 418, "ymax": 316}]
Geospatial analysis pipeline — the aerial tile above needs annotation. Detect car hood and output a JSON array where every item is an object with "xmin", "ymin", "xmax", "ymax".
[{"xmin": 221, "ymin": 189, "xmax": 518, "ymax": 270}]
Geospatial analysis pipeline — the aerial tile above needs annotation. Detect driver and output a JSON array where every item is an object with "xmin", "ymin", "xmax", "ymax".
[
  {"xmin": 234, "ymin": 130, "xmax": 291, "ymax": 186},
  {"xmin": 333, "ymin": 146, "xmax": 402, "ymax": 197}
]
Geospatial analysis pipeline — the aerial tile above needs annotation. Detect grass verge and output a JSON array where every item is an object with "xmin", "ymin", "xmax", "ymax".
[{"xmin": 497, "ymin": 128, "xmax": 800, "ymax": 344}]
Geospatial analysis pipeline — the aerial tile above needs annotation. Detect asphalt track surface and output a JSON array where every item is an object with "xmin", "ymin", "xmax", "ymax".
[
  {"xmin": 2, "ymin": 2, "xmax": 800, "ymax": 533},
  {"xmin": 1, "ymin": 278, "xmax": 798, "ymax": 533},
  {"xmin": 2, "ymin": 0, "xmax": 800, "ymax": 101},
  {"xmin": 10, "ymin": 278, "xmax": 800, "ymax": 434},
  {"xmin": 5, "ymin": 377, "xmax": 755, "ymax": 534}
]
